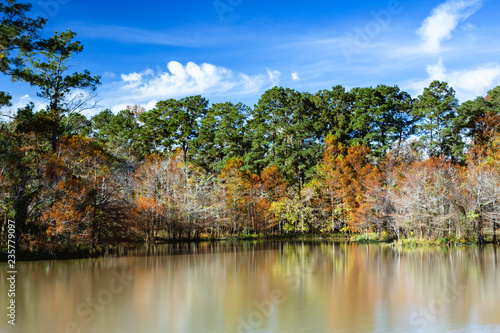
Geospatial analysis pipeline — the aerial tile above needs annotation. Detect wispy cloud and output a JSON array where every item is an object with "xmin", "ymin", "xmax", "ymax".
[
  {"xmin": 417, "ymin": 0, "xmax": 484, "ymax": 54},
  {"xmin": 406, "ymin": 59, "xmax": 500, "ymax": 101},
  {"xmin": 0, "ymin": 94, "xmax": 48, "ymax": 119},
  {"xmin": 103, "ymin": 61, "xmax": 280, "ymax": 112},
  {"xmin": 74, "ymin": 23, "xmax": 250, "ymax": 48},
  {"xmin": 76, "ymin": 24, "xmax": 198, "ymax": 46},
  {"xmin": 266, "ymin": 68, "xmax": 281, "ymax": 86},
  {"xmin": 400, "ymin": 0, "xmax": 500, "ymax": 101},
  {"xmin": 103, "ymin": 72, "xmax": 116, "ymax": 78}
]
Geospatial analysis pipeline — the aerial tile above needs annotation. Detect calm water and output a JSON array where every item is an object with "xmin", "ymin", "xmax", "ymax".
[{"xmin": 1, "ymin": 242, "xmax": 500, "ymax": 333}]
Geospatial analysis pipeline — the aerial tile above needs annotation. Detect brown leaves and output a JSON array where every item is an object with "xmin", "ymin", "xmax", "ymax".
[{"xmin": 317, "ymin": 135, "xmax": 375, "ymax": 231}]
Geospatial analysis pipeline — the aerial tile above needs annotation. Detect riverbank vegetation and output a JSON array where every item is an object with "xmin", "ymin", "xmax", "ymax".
[{"xmin": 1, "ymin": 1, "xmax": 500, "ymax": 259}]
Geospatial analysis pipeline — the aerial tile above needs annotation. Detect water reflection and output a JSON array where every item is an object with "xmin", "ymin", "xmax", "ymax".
[{"xmin": 1, "ymin": 242, "xmax": 499, "ymax": 333}]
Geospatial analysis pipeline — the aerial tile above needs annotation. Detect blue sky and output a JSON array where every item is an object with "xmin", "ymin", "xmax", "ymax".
[{"xmin": 3, "ymin": 0, "xmax": 500, "ymax": 116}]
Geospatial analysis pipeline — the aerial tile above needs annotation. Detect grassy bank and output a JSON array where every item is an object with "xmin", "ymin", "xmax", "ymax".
[
  {"xmin": 0, "ymin": 243, "xmax": 106, "ymax": 261},
  {"xmin": 2, "ymin": 232, "xmax": 498, "ymax": 261},
  {"xmin": 349, "ymin": 232, "xmax": 499, "ymax": 246}
]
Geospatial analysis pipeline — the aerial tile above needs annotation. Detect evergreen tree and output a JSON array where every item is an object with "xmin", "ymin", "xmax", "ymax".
[
  {"xmin": 245, "ymin": 87, "xmax": 321, "ymax": 186},
  {"xmin": 412, "ymin": 81, "xmax": 458, "ymax": 157},
  {"xmin": 192, "ymin": 101, "xmax": 250, "ymax": 172},
  {"xmin": 0, "ymin": 0, "xmax": 46, "ymax": 75},
  {"xmin": 369, "ymin": 85, "xmax": 415, "ymax": 156},
  {"xmin": 12, "ymin": 30, "xmax": 101, "ymax": 151},
  {"xmin": 139, "ymin": 96, "xmax": 208, "ymax": 159},
  {"xmin": 314, "ymin": 85, "xmax": 354, "ymax": 144},
  {"xmin": 92, "ymin": 106, "xmax": 143, "ymax": 159}
]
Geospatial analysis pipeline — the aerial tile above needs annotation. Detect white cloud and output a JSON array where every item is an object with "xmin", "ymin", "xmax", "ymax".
[
  {"xmin": 266, "ymin": 68, "xmax": 281, "ymax": 86},
  {"xmin": 111, "ymin": 100, "xmax": 157, "ymax": 114},
  {"xmin": 449, "ymin": 64, "xmax": 500, "ymax": 100},
  {"xmin": 13, "ymin": 95, "xmax": 47, "ymax": 112},
  {"xmin": 426, "ymin": 59, "xmax": 447, "ymax": 81},
  {"xmin": 0, "ymin": 94, "xmax": 48, "ymax": 119},
  {"xmin": 121, "ymin": 72, "xmax": 142, "ymax": 82},
  {"xmin": 407, "ymin": 59, "xmax": 500, "ymax": 102},
  {"xmin": 291, "ymin": 72, "xmax": 300, "ymax": 81},
  {"xmin": 460, "ymin": 23, "xmax": 476, "ymax": 32},
  {"xmin": 102, "ymin": 61, "xmax": 280, "ymax": 112},
  {"xmin": 11, "ymin": 95, "xmax": 32, "ymax": 111},
  {"xmin": 417, "ymin": 0, "xmax": 483, "ymax": 54}
]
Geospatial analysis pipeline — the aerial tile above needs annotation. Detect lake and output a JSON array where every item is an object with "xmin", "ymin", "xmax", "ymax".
[{"xmin": 1, "ymin": 241, "xmax": 499, "ymax": 333}]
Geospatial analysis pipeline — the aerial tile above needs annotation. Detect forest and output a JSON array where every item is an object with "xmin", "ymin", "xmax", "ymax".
[{"xmin": 1, "ymin": 1, "xmax": 500, "ymax": 257}]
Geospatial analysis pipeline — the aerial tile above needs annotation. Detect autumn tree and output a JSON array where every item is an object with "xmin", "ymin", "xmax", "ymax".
[
  {"xmin": 394, "ymin": 158, "xmax": 460, "ymax": 239},
  {"xmin": 219, "ymin": 158, "xmax": 251, "ymax": 233},
  {"xmin": 269, "ymin": 184, "xmax": 323, "ymax": 234},
  {"xmin": 40, "ymin": 135, "xmax": 130, "ymax": 248},
  {"xmin": 258, "ymin": 164, "xmax": 287, "ymax": 234},
  {"xmin": 132, "ymin": 152, "xmax": 185, "ymax": 240},
  {"xmin": 178, "ymin": 161, "xmax": 223, "ymax": 238},
  {"xmin": 458, "ymin": 158, "xmax": 500, "ymax": 243},
  {"xmin": 455, "ymin": 87, "xmax": 500, "ymax": 153},
  {"xmin": 314, "ymin": 135, "xmax": 374, "ymax": 233}
]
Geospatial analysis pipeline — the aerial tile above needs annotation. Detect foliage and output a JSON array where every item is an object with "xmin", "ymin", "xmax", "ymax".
[
  {"xmin": 3, "ymin": 5, "xmax": 500, "ymax": 253},
  {"xmin": 412, "ymin": 81, "xmax": 459, "ymax": 158},
  {"xmin": 0, "ymin": 0, "xmax": 46, "ymax": 75}
]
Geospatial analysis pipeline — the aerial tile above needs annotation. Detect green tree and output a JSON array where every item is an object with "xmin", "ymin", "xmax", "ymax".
[
  {"xmin": 349, "ymin": 86, "xmax": 376, "ymax": 146},
  {"xmin": 139, "ymin": 96, "xmax": 208, "ymax": 159},
  {"xmin": 62, "ymin": 113, "xmax": 92, "ymax": 136},
  {"xmin": 454, "ymin": 87, "xmax": 500, "ymax": 151},
  {"xmin": 349, "ymin": 85, "xmax": 415, "ymax": 156},
  {"xmin": 13, "ymin": 30, "xmax": 100, "ymax": 151},
  {"xmin": 192, "ymin": 101, "xmax": 250, "ymax": 172},
  {"xmin": 1, "ymin": 0, "xmax": 45, "ymax": 120},
  {"xmin": 369, "ymin": 85, "xmax": 415, "ymax": 156},
  {"xmin": 245, "ymin": 87, "xmax": 322, "ymax": 186},
  {"xmin": 0, "ymin": 104, "xmax": 48, "ymax": 239},
  {"xmin": 0, "ymin": 0, "xmax": 46, "ymax": 75},
  {"xmin": 454, "ymin": 97, "xmax": 491, "ymax": 150},
  {"xmin": 92, "ymin": 106, "xmax": 143, "ymax": 160},
  {"xmin": 412, "ymin": 81, "xmax": 458, "ymax": 157},
  {"xmin": 0, "ymin": 91, "xmax": 11, "ymax": 109},
  {"xmin": 315, "ymin": 85, "xmax": 415, "ymax": 157},
  {"xmin": 314, "ymin": 85, "xmax": 354, "ymax": 144},
  {"xmin": 487, "ymin": 86, "xmax": 500, "ymax": 111}
]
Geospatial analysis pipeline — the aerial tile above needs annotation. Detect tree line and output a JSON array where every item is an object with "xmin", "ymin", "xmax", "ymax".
[{"xmin": 1, "ymin": 1, "xmax": 500, "ymax": 255}]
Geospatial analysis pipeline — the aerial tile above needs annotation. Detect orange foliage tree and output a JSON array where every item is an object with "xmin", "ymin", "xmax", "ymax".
[
  {"xmin": 315, "ymin": 135, "xmax": 375, "ymax": 233},
  {"xmin": 219, "ymin": 158, "xmax": 248, "ymax": 233},
  {"xmin": 39, "ymin": 135, "xmax": 130, "ymax": 249},
  {"xmin": 260, "ymin": 165, "xmax": 287, "ymax": 233}
]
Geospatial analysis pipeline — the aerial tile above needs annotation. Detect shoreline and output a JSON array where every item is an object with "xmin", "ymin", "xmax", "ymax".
[{"xmin": 1, "ymin": 232, "xmax": 498, "ymax": 262}]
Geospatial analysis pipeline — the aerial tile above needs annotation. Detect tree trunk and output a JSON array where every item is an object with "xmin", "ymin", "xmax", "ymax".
[
  {"xmin": 14, "ymin": 190, "xmax": 29, "ymax": 244},
  {"xmin": 477, "ymin": 214, "xmax": 484, "ymax": 244},
  {"xmin": 493, "ymin": 220, "xmax": 497, "ymax": 244}
]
